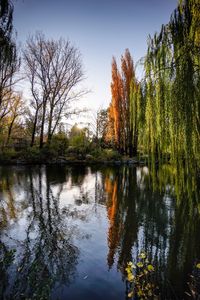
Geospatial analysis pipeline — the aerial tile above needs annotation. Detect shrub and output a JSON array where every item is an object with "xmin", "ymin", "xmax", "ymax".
[
  {"xmin": 21, "ymin": 146, "xmax": 41, "ymax": 162},
  {"xmin": 50, "ymin": 133, "xmax": 69, "ymax": 156},
  {"xmin": 0, "ymin": 148, "xmax": 17, "ymax": 160},
  {"xmin": 91, "ymin": 148, "xmax": 121, "ymax": 161}
]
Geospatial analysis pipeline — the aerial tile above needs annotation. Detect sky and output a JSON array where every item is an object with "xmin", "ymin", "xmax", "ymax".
[{"xmin": 13, "ymin": 0, "xmax": 178, "ymax": 126}]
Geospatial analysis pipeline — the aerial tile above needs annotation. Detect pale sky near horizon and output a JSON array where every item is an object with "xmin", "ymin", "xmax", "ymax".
[{"xmin": 13, "ymin": 0, "xmax": 178, "ymax": 127}]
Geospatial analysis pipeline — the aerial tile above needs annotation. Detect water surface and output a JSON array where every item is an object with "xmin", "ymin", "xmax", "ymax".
[{"xmin": 0, "ymin": 164, "xmax": 200, "ymax": 299}]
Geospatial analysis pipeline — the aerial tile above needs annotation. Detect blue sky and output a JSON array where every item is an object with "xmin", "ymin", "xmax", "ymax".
[{"xmin": 13, "ymin": 0, "xmax": 178, "ymax": 122}]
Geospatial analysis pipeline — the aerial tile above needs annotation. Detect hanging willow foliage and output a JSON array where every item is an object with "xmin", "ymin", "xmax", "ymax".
[
  {"xmin": 107, "ymin": 0, "xmax": 199, "ymax": 179},
  {"xmin": 144, "ymin": 0, "xmax": 200, "ymax": 170}
]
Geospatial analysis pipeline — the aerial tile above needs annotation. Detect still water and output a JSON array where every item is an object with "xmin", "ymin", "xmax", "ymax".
[{"xmin": 0, "ymin": 164, "xmax": 200, "ymax": 300}]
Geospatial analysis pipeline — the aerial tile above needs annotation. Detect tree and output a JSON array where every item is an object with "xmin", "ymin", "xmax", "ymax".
[
  {"xmin": 110, "ymin": 57, "xmax": 123, "ymax": 152},
  {"xmin": 24, "ymin": 33, "xmax": 85, "ymax": 148},
  {"xmin": 0, "ymin": 0, "xmax": 18, "ymax": 122},
  {"xmin": 121, "ymin": 49, "xmax": 135, "ymax": 155},
  {"xmin": 143, "ymin": 0, "xmax": 200, "ymax": 169},
  {"xmin": 104, "ymin": 104, "xmax": 115, "ymax": 147},
  {"xmin": 88, "ymin": 107, "xmax": 109, "ymax": 144},
  {"xmin": 96, "ymin": 108, "xmax": 109, "ymax": 142},
  {"xmin": 108, "ymin": 50, "xmax": 139, "ymax": 156},
  {"xmin": 68, "ymin": 124, "xmax": 88, "ymax": 149},
  {"xmin": 6, "ymin": 93, "xmax": 25, "ymax": 145}
]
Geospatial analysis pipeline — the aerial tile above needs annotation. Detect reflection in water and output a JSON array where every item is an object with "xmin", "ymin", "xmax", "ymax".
[
  {"xmin": 105, "ymin": 167, "xmax": 138, "ymax": 269},
  {"xmin": 0, "ymin": 164, "xmax": 199, "ymax": 299},
  {"xmin": 0, "ymin": 166, "xmax": 80, "ymax": 300},
  {"xmin": 104, "ymin": 165, "xmax": 200, "ymax": 299}
]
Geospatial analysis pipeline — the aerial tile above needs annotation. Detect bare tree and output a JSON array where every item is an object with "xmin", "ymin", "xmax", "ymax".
[
  {"xmin": 23, "ymin": 33, "xmax": 85, "ymax": 148},
  {"xmin": 86, "ymin": 107, "xmax": 108, "ymax": 142}
]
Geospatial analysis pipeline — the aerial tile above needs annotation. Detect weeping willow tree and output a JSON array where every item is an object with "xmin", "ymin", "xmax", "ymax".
[
  {"xmin": 144, "ymin": 0, "xmax": 200, "ymax": 172},
  {"xmin": 129, "ymin": 79, "xmax": 142, "ymax": 157}
]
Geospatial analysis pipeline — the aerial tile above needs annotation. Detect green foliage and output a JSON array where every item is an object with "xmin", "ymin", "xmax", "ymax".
[
  {"xmin": 70, "ymin": 134, "xmax": 86, "ymax": 148},
  {"xmin": 49, "ymin": 133, "xmax": 69, "ymax": 156},
  {"xmin": 18, "ymin": 133, "xmax": 69, "ymax": 162},
  {"xmin": 91, "ymin": 148, "xmax": 121, "ymax": 161},
  {"xmin": 106, "ymin": 0, "xmax": 200, "ymax": 167},
  {"xmin": 0, "ymin": 148, "xmax": 17, "ymax": 161},
  {"xmin": 68, "ymin": 124, "xmax": 89, "ymax": 153},
  {"xmin": 143, "ymin": 0, "xmax": 200, "ymax": 171},
  {"xmin": 21, "ymin": 146, "xmax": 41, "ymax": 162}
]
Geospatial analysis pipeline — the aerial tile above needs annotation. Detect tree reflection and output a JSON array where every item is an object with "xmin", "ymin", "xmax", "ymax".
[
  {"xmin": 0, "ymin": 163, "xmax": 199, "ymax": 299},
  {"xmin": 0, "ymin": 241, "xmax": 16, "ymax": 299},
  {"xmin": 105, "ymin": 167, "xmax": 138, "ymax": 269},
  {"xmin": 0, "ymin": 166, "xmax": 79, "ymax": 300},
  {"xmin": 104, "ymin": 164, "xmax": 200, "ymax": 299}
]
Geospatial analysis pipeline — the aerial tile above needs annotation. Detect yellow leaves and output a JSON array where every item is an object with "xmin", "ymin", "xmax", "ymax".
[
  {"xmin": 127, "ymin": 273, "xmax": 135, "ymax": 282},
  {"xmin": 147, "ymin": 264, "xmax": 154, "ymax": 272},
  {"xmin": 126, "ymin": 261, "xmax": 136, "ymax": 280},
  {"xmin": 137, "ymin": 262, "xmax": 144, "ymax": 268},
  {"xmin": 125, "ymin": 253, "xmax": 156, "ymax": 299},
  {"xmin": 126, "ymin": 262, "xmax": 135, "ymax": 282},
  {"xmin": 137, "ymin": 289, "xmax": 144, "ymax": 297},
  {"xmin": 127, "ymin": 261, "xmax": 136, "ymax": 269},
  {"xmin": 196, "ymin": 263, "xmax": 200, "ymax": 269},
  {"xmin": 139, "ymin": 252, "xmax": 146, "ymax": 259},
  {"xmin": 128, "ymin": 291, "xmax": 134, "ymax": 298}
]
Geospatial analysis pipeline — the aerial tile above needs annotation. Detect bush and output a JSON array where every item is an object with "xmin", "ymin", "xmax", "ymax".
[
  {"xmin": 0, "ymin": 148, "xmax": 17, "ymax": 160},
  {"xmin": 21, "ymin": 146, "xmax": 41, "ymax": 162},
  {"xmin": 91, "ymin": 148, "xmax": 121, "ymax": 161},
  {"xmin": 50, "ymin": 133, "xmax": 69, "ymax": 156},
  {"xmin": 102, "ymin": 149, "xmax": 121, "ymax": 160}
]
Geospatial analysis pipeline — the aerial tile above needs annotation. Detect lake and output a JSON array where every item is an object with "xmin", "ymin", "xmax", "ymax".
[{"xmin": 0, "ymin": 164, "xmax": 200, "ymax": 300}]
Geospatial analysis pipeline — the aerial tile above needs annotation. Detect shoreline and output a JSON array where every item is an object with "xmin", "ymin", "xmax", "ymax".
[{"xmin": 0, "ymin": 157, "xmax": 148, "ymax": 166}]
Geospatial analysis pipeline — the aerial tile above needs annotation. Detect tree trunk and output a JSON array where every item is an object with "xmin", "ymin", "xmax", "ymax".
[
  {"xmin": 6, "ymin": 118, "xmax": 15, "ymax": 145},
  {"xmin": 39, "ymin": 100, "xmax": 47, "ymax": 149},
  {"xmin": 47, "ymin": 107, "xmax": 53, "ymax": 145},
  {"xmin": 30, "ymin": 110, "xmax": 38, "ymax": 147},
  {"xmin": 129, "ymin": 128, "xmax": 133, "ymax": 157},
  {"xmin": 132, "ymin": 130, "xmax": 138, "ymax": 157}
]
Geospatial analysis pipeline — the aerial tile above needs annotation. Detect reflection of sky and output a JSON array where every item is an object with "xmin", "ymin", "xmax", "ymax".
[
  {"xmin": 1, "ymin": 164, "xmax": 194, "ymax": 299},
  {"xmin": 0, "ymin": 166, "xmax": 125, "ymax": 299},
  {"xmin": 13, "ymin": 0, "xmax": 178, "ymax": 125}
]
